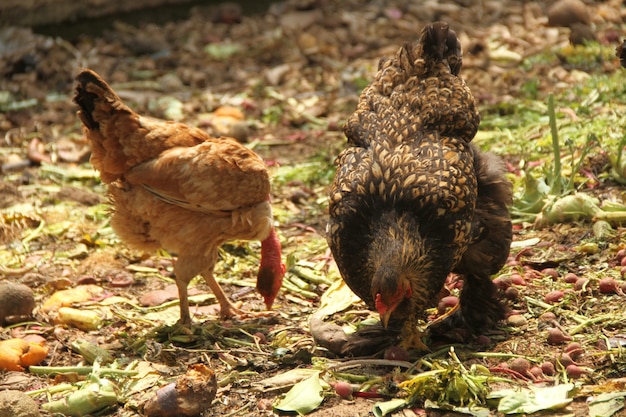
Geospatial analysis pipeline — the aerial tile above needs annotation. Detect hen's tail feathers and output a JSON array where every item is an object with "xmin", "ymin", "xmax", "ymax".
[
  {"xmin": 74, "ymin": 69, "xmax": 128, "ymax": 131},
  {"xmin": 418, "ymin": 21, "xmax": 463, "ymax": 75}
]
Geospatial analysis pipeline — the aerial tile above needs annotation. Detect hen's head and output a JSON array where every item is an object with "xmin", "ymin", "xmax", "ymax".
[
  {"xmin": 256, "ymin": 228, "xmax": 285, "ymax": 309},
  {"xmin": 372, "ymin": 272, "xmax": 413, "ymax": 328}
]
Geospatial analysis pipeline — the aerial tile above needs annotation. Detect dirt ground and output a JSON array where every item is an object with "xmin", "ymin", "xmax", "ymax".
[{"xmin": 2, "ymin": 0, "xmax": 626, "ymax": 416}]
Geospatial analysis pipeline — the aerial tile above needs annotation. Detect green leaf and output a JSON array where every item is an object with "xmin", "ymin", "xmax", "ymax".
[
  {"xmin": 373, "ymin": 398, "xmax": 407, "ymax": 417},
  {"xmin": 493, "ymin": 384, "xmax": 575, "ymax": 415},
  {"xmin": 588, "ymin": 392, "xmax": 626, "ymax": 417},
  {"xmin": 274, "ymin": 372, "xmax": 324, "ymax": 415}
]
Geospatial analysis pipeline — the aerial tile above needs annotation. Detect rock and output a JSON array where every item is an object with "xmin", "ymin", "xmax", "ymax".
[
  {"xmin": 506, "ymin": 314, "xmax": 528, "ymax": 328},
  {"xmin": 0, "ymin": 390, "xmax": 40, "ymax": 417},
  {"xmin": 0, "ymin": 282, "xmax": 34, "ymax": 325},
  {"xmin": 279, "ymin": 10, "xmax": 322, "ymax": 32},
  {"xmin": 569, "ymin": 22, "xmax": 596, "ymax": 45},
  {"xmin": 547, "ymin": 0, "xmax": 591, "ymax": 28},
  {"xmin": 143, "ymin": 364, "xmax": 217, "ymax": 417}
]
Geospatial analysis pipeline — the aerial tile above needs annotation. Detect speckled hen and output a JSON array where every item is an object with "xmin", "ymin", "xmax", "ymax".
[{"xmin": 327, "ymin": 22, "xmax": 512, "ymax": 347}]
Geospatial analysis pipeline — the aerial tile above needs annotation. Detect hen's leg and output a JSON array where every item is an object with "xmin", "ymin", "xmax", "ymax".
[
  {"xmin": 200, "ymin": 270, "xmax": 242, "ymax": 319},
  {"xmin": 175, "ymin": 279, "xmax": 192, "ymax": 326},
  {"xmin": 173, "ymin": 259, "xmax": 196, "ymax": 326}
]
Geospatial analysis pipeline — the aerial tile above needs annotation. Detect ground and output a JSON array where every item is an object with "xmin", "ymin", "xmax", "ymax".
[{"xmin": 1, "ymin": 0, "xmax": 626, "ymax": 416}]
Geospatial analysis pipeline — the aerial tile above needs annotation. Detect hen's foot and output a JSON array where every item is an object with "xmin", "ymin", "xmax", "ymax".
[
  {"xmin": 217, "ymin": 300, "xmax": 244, "ymax": 319},
  {"xmin": 398, "ymin": 323, "xmax": 430, "ymax": 352}
]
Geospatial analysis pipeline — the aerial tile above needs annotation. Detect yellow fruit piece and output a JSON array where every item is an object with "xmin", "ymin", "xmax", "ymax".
[
  {"xmin": 57, "ymin": 307, "xmax": 102, "ymax": 331},
  {"xmin": 42, "ymin": 285, "xmax": 103, "ymax": 313},
  {"xmin": 0, "ymin": 338, "xmax": 48, "ymax": 371}
]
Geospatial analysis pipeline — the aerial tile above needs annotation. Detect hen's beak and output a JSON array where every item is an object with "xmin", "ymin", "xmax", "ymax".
[
  {"xmin": 380, "ymin": 310, "xmax": 393, "ymax": 329},
  {"xmin": 375, "ymin": 293, "xmax": 399, "ymax": 329}
]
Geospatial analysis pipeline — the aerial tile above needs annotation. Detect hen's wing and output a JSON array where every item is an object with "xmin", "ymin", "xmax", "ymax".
[
  {"xmin": 459, "ymin": 146, "xmax": 513, "ymax": 275},
  {"xmin": 435, "ymin": 145, "xmax": 511, "ymax": 333},
  {"xmin": 125, "ymin": 139, "xmax": 270, "ymax": 214}
]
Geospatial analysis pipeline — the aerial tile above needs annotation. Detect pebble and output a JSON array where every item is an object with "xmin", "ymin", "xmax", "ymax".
[
  {"xmin": 0, "ymin": 390, "xmax": 40, "ymax": 417},
  {"xmin": 547, "ymin": 0, "xmax": 591, "ymax": 27},
  {"xmin": 507, "ymin": 314, "xmax": 528, "ymax": 328},
  {"xmin": 0, "ymin": 282, "xmax": 35, "ymax": 325}
]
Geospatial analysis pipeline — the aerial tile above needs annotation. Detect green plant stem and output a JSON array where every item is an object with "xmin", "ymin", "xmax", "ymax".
[
  {"xmin": 27, "ymin": 382, "xmax": 81, "ymax": 397},
  {"xmin": 569, "ymin": 314, "xmax": 617, "ymax": 335},
  {"xmin": 29, "ymin": 366, "xmax": 138, "ymax": 377},
  {"xmin": 548, "ymin": 94, "xmax": 562, "ymax": 196}
]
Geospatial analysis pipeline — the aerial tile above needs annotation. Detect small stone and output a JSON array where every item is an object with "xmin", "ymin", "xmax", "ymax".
[
  {"xmin": 0, "ymin": 390, "xmax": 40, "ymax": 417},
  {"xmin": 0, "ymin": 282, "xmax": 35, "ymax": 325},
  {"xmin": 547, "ymin": 0, "xmax": 591, "ymax": 28},
  {"xmin": 507, "ymin": 314, "xmax": 528, "ymax": 328}
]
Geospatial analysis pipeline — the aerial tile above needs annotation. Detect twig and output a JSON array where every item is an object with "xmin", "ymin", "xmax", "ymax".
[
  {"xmin": 470, "ymin": 351, "xmax": 540, "ymax": 362},
  {"xmin": 524, "ymin": 296, "xmax": 554, "ymax": 310},
  {"xmin": 327, "ymin": 359, "xmax": 413, "ymax": 371},
  {"xmin": 223, "ymin": 400, "xmax": 253, "ymax": 417},
  {"xmin": 0, "ymin": 263, "xmax": 37, "ymax": 277}
]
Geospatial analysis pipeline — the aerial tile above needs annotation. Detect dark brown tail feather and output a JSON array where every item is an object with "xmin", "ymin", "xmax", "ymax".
[{"xmin": 73, "ymin": 69, "xmax": 119, "ymax": 131}]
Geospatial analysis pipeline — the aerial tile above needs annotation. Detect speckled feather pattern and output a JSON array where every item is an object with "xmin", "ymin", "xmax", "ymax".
[{"xmin": 327, "ymin": 22, "xmax": 502, "ymax": 331}]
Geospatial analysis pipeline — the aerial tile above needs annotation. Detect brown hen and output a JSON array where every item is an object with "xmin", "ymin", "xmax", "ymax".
[
  {"xmin": 74, "ymin": 69, "xmax": 284, "ymax": 326},
  {"xmin": 327, "ymin": 22, "xmax": 511, "ymax": 351}
]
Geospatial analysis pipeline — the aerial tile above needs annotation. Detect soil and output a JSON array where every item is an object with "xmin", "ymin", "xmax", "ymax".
[{"xmin": 1, "ymin": 0, "xmax": 626, "ymax": 416}]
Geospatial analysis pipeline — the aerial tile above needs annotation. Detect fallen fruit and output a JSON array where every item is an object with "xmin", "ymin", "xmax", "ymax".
[
  {"xmin": 384, "ymin": 346, "xmax": 409, "ymax": 362},
  {"xmin": 547, "ymin": 328, "xmax": 573, "ymax": 345},
  {"xmin": 599, "ymin": 277, "xmax": 618, "ymax": 294},
  {"xmin": 544, "ymin": 290, "xmax": 565, "ymax": 303},
  {"xmin": 541, "ymin": 268, "xmax": 559, "ymax": 279},
  {"xmin": 529, "ymin": 366, "xmax": 543, "ymax": 379},
  {"xmin": 509, "ymin": 357, "xmax": 531, "ymax": 376},
  {"xmin": 0, "ymin": 338, "xmax": 49, "ymax": 371},
  {"xmin": 565, "ymin": 364, "xmax": 586, "ymax": 379},
  {"xmin": 541, "ymin": 361, "xmax": 556, "ymax": 376},
  {"xmin": 556, "ymin": 352, "xmax": 577, "ymax": 368},
  {"xmin": 333, "ymin": 381, "xmax": 354, "ymax": 399},
  {"xmin": 563, "ymin": 272, "xmax": 579, "ymax": 283},
  {"xmin": 437, "ymin": 295, "xmax": 459, "ymax": 314},
  {"xmin": 0, "ymin": 282, "xmax": 35, "ymax": 325},
  {"xmin": 143, "ymin": 364, "xmax": 217, "ymax": 417},
  {"xmin": 574, "ymin": 278, "xmax": 590, "ymax": 291}
]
